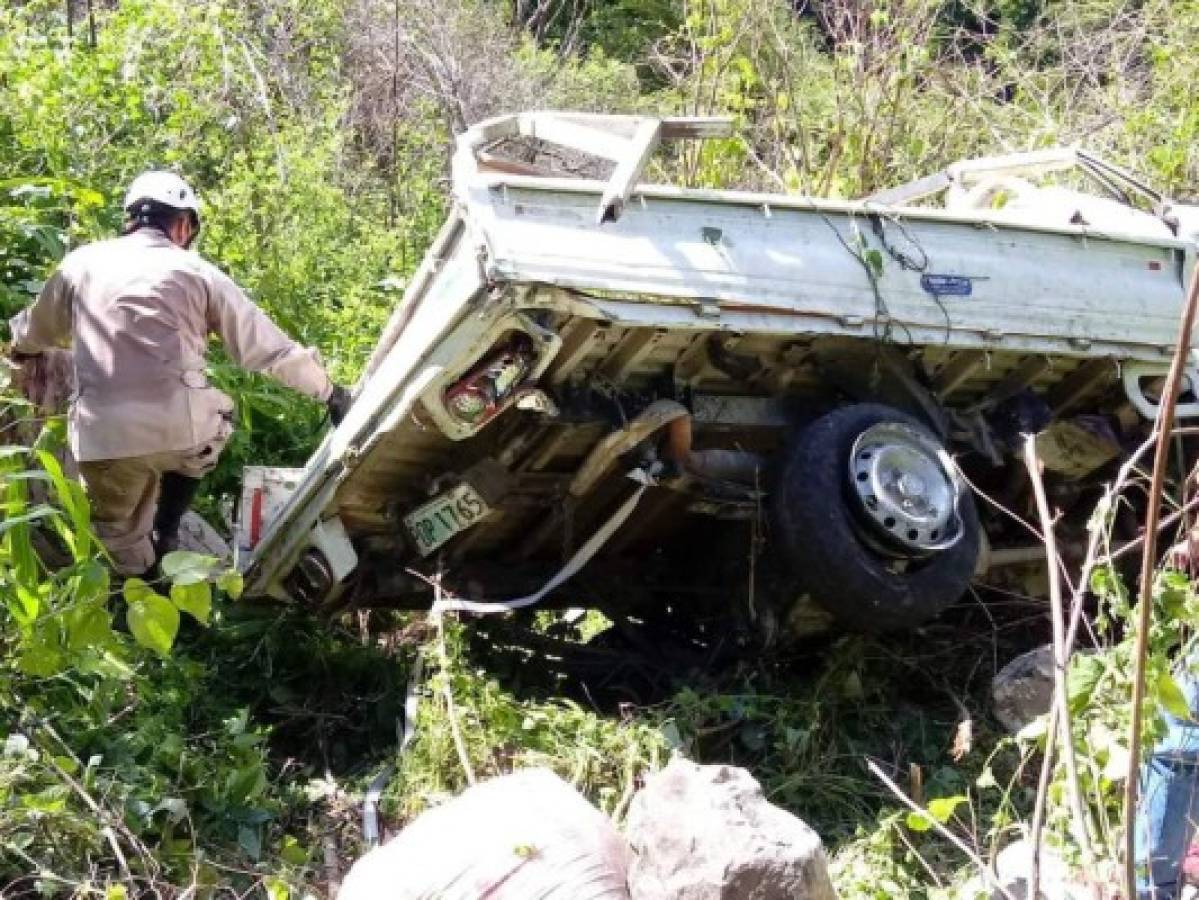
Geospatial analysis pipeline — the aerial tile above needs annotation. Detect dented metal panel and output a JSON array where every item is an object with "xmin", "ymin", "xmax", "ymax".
[{"xmin": 466, "ymin": 184, "xmax": 1189, "ymax": 362}]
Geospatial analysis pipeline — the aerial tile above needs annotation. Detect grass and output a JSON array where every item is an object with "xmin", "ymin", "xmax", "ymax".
[
  {"xmin": 202, "ymin": 589, "xmax": 1051, "ymax": 897},
  {"xmin": 0, "ymin": 502, "xmax": 1114, "ymax": 898}
]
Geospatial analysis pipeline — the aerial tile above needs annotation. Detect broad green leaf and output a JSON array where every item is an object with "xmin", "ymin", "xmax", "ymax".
[
  {"xmin": 66, "ymin": 603, "xmax": 115, "ymax": 651},
  {"xmin": 170, "ymin": 581, "xmax": 212, "ymax": 625},
  {"xmin": 238, "ymin": 824, "xmax": 262, "ymax": 860},
  {"xmin": 279, "ymin": 834, "xmax": 308, "ymax": 865},
  {"xmin": 927, "ymin": 795, "xmax": 968, "ymax": 824},
  {"xmin": 124, "ymin": 578, "xmax": 158, "ymax": 605},
  {"xmin": 89, "ymin": 651, "xmax": 135, "ymax": 681},
  {"xmin": 106, "ymin": 886, "xmax": 128, "ymax": 900},
  {"xmin": 17, "ymin": 643, "xmax": 65, "ymax": 677},
  {"xmin": 17, "ymin": 617, "xmax": 65, "ymax": 674},
  {"xmin": 160, "ymin": 550, "xmax": 217, "ymax": 585},
  {"xmin": 1068, "ymin": 654, "xmax": 1104, "ymax": 714},
  {"xmin": 217, "ymin": 570, "xmax": 244, "ymax": 600},
  {"xmin": 226, "ymin": 763, "xmax": 267, "ymax": 803},
  {"xmin": 264, "ymin": 877, "xmax": 290, "ymax": 900},
  {"xmin": 1156, "ymin": 671, "xmax": 1193, "ymax": 721},
  {"xmin": 72, "ymin": 560, "xmax": 109, "ymax": 602},
  {"xmin": 905, "ymin": 810, "xmax": 934, "ymax": 832},
  {"xmin": 126, "ymin": 594, "xmax": 179, "ymax": 657}
]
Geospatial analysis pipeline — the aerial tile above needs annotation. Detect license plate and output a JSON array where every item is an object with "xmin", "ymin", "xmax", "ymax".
[{"xmin": 404, "ymin": 483, "xmax": 490, "ymax": 556}]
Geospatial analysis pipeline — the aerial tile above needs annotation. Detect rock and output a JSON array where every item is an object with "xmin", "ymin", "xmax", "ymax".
[
  {"xmin": 338, "ymin": 768, "xmax": 631, "ymax": 900},
  {"xmin": 992, "ymin": 645, "xmax": 1055, "ymax": 734},
  {"xmin": 957, "ymin": 838, "xmax": 1098, "ymax": 899},
  {"xmin": 177, "ymin": 510, "xmax": 231, "ymax": 562},
  {"xmin": 625, "ymin": 757, "xmax": 837, "ymax": 900}
]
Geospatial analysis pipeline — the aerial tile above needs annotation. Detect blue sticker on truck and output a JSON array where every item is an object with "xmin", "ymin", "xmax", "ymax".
[{"xmin": 921, "ymin": 274, "xmax": 973, "ymax": 297}]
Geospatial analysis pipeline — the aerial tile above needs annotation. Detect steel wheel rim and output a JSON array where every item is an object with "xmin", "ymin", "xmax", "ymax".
[{"xmin": 848, "ymin": 422, "xmax": 963, "ymax": 553}]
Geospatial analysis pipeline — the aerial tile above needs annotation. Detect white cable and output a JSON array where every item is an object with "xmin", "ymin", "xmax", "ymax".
[
  {"xmin": 362, "ymin": 650, "xmax": 426, "ymax": 847},
  {"xmin": 431, "ymin": 469, "xmax": 655, "ymax": 616}
]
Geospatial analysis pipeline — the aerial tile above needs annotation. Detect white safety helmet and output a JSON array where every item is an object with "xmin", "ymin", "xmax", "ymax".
[{"xmin": 123, "ymin": 171, "xmax": 201, "ymax": 218}]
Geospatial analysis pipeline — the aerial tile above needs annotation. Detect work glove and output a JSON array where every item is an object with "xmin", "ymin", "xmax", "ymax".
[{"xmin": 327, "ymin": 384, "xmax": 352, "ymax": 427}]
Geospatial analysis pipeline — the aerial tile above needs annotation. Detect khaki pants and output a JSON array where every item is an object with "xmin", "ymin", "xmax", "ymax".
[{"xmin": 79, "ymin": 425, "xmax": 231, "ymax": 575}]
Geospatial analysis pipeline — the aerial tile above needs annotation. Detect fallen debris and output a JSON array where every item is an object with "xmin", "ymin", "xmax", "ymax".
[{"xmin": 625, "ymin": 757, "xmax": 837, "ymax": 900}]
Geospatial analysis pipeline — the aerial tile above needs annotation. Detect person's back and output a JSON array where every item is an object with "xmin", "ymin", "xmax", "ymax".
[{"xmin": 8, "ymin": 171, "xmax": 351, "ymax": 575}]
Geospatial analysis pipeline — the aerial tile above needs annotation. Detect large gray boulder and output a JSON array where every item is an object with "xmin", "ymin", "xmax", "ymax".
[
  {"xmin": 625, "ymin": 758, "xmax": 837, "ymax": 900},
  {"xmin": 992, "ymin": 645, "xmax": 1055, "ymax": 734},
  {"xmin": 338, "ymin": 768, "xmax": 631, "ymax": 900}
]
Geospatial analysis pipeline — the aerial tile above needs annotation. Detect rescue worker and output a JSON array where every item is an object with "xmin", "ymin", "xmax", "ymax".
[{"xmin": 7, "ymin": 171, "xmax": 352, "ymax": 576}]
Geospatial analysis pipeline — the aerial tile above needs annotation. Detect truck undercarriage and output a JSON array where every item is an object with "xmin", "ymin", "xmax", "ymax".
[{"xmin": 240, "ymin": 112, "xmax": 1199, "ymax": 635}]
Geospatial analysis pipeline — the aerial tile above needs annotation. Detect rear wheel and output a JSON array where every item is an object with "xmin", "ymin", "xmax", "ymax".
[{"xmin": 772, "ymin": 403, "xmax": 980, "ymax": 632}]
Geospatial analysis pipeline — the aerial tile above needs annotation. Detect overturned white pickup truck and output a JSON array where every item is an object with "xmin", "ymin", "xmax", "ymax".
[{"xmin": 239, "ymin": 111, "xmax": 1199, "ymax": 633}]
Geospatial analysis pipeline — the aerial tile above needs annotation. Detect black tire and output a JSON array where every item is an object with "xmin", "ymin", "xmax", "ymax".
[{"xmin": 771, "ymin": 403, "xmax": 980, "ymax": 632}]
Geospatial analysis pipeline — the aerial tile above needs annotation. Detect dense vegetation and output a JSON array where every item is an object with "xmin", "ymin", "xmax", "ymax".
[{"xmin": 2, "ymin": 0, "xmax": 1197, "ymax": 895}]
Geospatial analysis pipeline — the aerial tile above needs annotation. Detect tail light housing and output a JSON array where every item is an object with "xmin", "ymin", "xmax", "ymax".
[{"xmin": 443, "ymin": 334, "xmax": 536, "ymax": 427}]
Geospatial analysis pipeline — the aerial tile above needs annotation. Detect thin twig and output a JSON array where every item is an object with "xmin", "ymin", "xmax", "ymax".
[
  {"xmin": 1023, "ymin": 435, "xmax": 1095, "ymax": 864},
  {"xmin": 1098, "ymin": 492, "xmax": 1199, "ymax": 565},
  {"xmin": 1122, "ymin": 262, "xmax": 1199, "ymax": 899},
  {"xmin": 1028, "ymin": 708, "xmax": 1060, "ymax": 900},
  {"xmin": 36, "ymin": 721, "xmax": 157, "ymax": 877},
  {"xmin": 1066, "ymin": 432, "xmax": 1159, "ymax": 660},
  {"xmin": 866, "ymin": 758, "xmax": 1017, "ymax": 900}
]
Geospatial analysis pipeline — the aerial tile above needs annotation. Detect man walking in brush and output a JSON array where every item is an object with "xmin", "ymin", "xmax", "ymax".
[{"xmin": 7, "ymin": 171, "xmax": 352, "ymax": 576}]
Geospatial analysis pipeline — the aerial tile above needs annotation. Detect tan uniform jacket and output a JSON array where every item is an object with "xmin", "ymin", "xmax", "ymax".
[{"xmin": 9, "ymin": 230, "xmax": 332, "ymax": 462}]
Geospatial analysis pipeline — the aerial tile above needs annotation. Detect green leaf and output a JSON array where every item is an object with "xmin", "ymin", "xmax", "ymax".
[
  {"xmin": 863, "ymin": 248, "xmax": 885, "ymax": 277},
  {"xmin": 170, "ymin": 580, "xmax": 212, "ymax": 625},
  {"xmin": 927, "ymin": 795, "xmax": 968, "ymax": 824},
  {"xmin": 1068, "ymin": 654, "xmax": 1104, "ymax": 714},
  {"xmin": 106, "ymin": 885, "xmax": 128, "ymax": 900},
  {"xmin": 907, "ymin": 795, "xmax": 968, "ymax": 831},
  {"xmin": 17, "ymin": 643, "xmax": 65, "ymax": 677},
  {"xmin": 279, "ymin": 834, "xmax": 308, "ymax": 865},
  {"xmin": 0, "ymin": 503, "xmax": 60, "ymax": 534},
  {"xmin": 72, "ymin": 560, "xmax": 109, "ymax": 602},
  {"xmin": 264, "ymin": 878, "xmax": 289, "ymax": 900},
  {"xmin": 226, "ymin": 763, "xmax": 267, "ymax": 803},
  {"xmin": 123, "ymin": 578, "xmax": 157, "ymax": 605},
  {"xmin": 160, "ymin": 550, "xmax": 218, "ymax": 586},
  {"xmin": 238, "ymin": 824, "xmax": 262, "ymax": 860},
  {"xmin": 126, "ymin": 593, "xmax": 179, "ymax": 657},
  {"xmin": 1156, "ymin": 671, "xmax": 1193, "ymax": 721},
  {"xmin": 905, "ymin": 810, "xmax": 934, "ymax": 832},
  {"xmin": 66, "ymin": 602, "xmax": 115, "ymax": 651},
  {"xmin": 217, "ymin": 570, "xmax": 244, "ymax": 600},
  {"xmin": 36, "ymin": 449, "xmax": 91, "ymax": 558}
]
